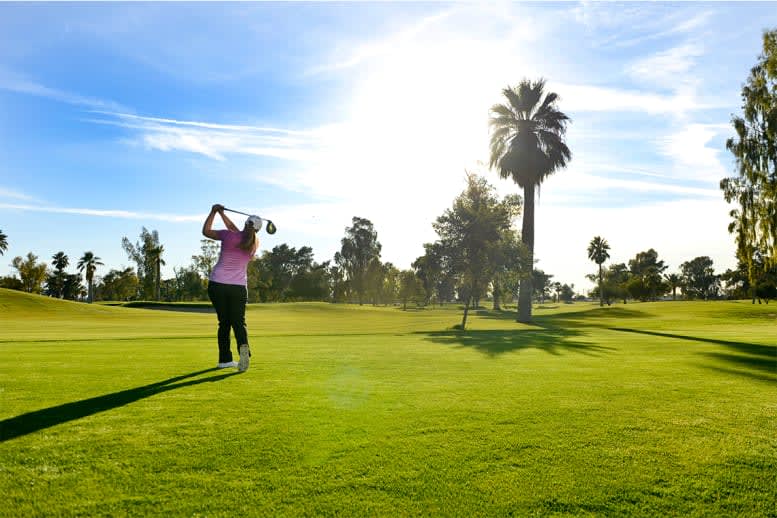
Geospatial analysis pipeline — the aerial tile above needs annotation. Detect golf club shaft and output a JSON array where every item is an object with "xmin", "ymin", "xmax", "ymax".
[{"xmin": 223, "ymin": 207, "xmax": 251, "ymax": 217}]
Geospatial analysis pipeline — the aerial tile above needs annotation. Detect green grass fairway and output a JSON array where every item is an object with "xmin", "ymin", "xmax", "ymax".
[{"xmin": 1, "ymin": 288, "xmax": 775, "ymax": 517}]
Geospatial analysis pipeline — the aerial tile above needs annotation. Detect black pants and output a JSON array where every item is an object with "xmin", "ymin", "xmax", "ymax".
[{"xmin": 207, "ymin": 281, "xmax": 249, "ymax": 363}]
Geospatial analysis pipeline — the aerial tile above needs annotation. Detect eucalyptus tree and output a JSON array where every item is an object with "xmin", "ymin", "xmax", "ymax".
[
  {"xmin": 489, "ymin": 78, "xmax": 572, "ymax": 322},
  {"xmin": 122, "ymin": 227, "xmax": 163, "ymax": 300},
  {"xmin": 77, "ymin": 251, "xmax": 103, "ymax": 303},
  {"xmin": 721, "ymin": 28, "xmax": 777, "ymax": 299},
  {"xmin": 148, "ymin": 245, "xmax": 165, "ymax": 301},
  {"xmin": 191, "ymin": 239, "xmax": 220, "ymax": 279},
  {"xmin": 335, "ymin": 217, "xmax": 382, "ymax": 305},
  {"xmin": 587, "ymin": 236, "xmax": 611, "ymax": 307}
]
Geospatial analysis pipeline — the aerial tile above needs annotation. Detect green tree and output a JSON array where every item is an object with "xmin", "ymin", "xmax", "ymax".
[
  {"xmin": 11, "ymin": 252, "xmax": 48, "ymax": 293},
  {"xmin": 532, "ymin": 269, "xmax": 553, "ymax": 304},
  {"xmin": 559, "ymin": 283, "xmax": 575, "ymax": 303},
  {"xmin": 680, "ymin": 256, "xmax": 720, "ymax": 300},
  {"xmin": 665, "ymin": 273, "xmax": 682, "ymax": 301},
  {"xmin": 365, "ymin": 258, "xmax": 387, "ymax": 305},
  {"xmin": 192, "ymin": 239, "xmax": 220, "ymax": 279},
  {"xmin": 97, "ymin": 267, "xmax": 138, "ymax": 301},
  {"xmin": 0, "ymin": 229, "xmax": 7, "ymax": 255},
  {"xmin": 398, "ymin": 270, "xmax": 422, "ymax": 310},
  {"xmin": 45, "ymin": 251, "xmax": 70, "ymax": 298},
  {"xmin": 607, "ymin": 263, "xmax": 631, "ymax": 304},
  {"xmin": 148, "ymin": 245, "xmax": 165, "ymax": 301},
  {"xmin": 587, "ymin": 236, "xmax": 611, "ymax": 307},
  {"xmin": 721, "ymin": 28, "xmax": 777, "ymax": 298},
  {"xmin": 77, "ymin": 251, "xmax": 103, "ymax": 303},
  {"xmin": 491, "ymin": 229, "xmax": 529, "ymax": 310},
  {"xmin": 62, "ymin": 273, "xmax": 85, "ymax": 301},
  {"xmin": 489, "ymin": 78, "xmax": 572, "ymax": 322},
  {"xmin": 122, "ymin": 228, "xmax": 163, "ymax": 300},
  {"xmin": 328, "ymin": 263, "xmax": 349, "ymax": 303},
  {"xmin": 172, "ymin": 265, "xmax": 203, "ymax": 301},
  {"xmin": 0, "ymin": 275, "xmax": 23, "ymax": 290},
  {"xmin": 627, "ymin": 249, "xmax": 667, "ymax": 301},
  {"xmin": 334, "ymin": 217, "xmax": 382, "ymax": 305},
  {"xmin": 289, "ymin": 260, "xmax": 332, "ymax": 302},
  {"xmin": 432, "ymin": 174, "xmax": 520, "ymax": 329},
  {"xmin": 413, "ymin": 242, "xmax": 454, "ymax": 306},
  {"xmin": 381, "ymin": 262, "xmax": 400, "ymax": 306}
]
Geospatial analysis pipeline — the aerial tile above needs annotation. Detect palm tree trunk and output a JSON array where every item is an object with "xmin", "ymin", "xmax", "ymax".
[
  {"xmin": 517, "ymin": 184, "xmax": 535, "ymax": 323},
  {"xmin": 155, "ymin": 259, "xmax": 161, "ymax": 301},
  {"xmin": 598, "ymin": 263, "xmax": 604, "ymax": 307}
]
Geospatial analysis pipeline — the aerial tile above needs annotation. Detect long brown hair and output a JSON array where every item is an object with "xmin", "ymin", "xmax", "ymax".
[{"xmin": 239, "ymin": 228, "xmax": 257, "ymax": 251}]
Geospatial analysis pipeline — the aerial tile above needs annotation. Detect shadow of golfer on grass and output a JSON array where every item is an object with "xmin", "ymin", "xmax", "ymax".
[{"xmin": 0, "ymin": 368, "xmax": 238, "ymax": 442}]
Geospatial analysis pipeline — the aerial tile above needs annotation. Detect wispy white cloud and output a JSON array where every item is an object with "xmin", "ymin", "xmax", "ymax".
[
  {"xmin": 88, "ymin": 112, "xmax": 322, "ymax": 162},
  {"xmin": 304, "ymin": 7, "xmax": 460, "ymax": 76},
  {"xmin": 0, "ymin": 186, "xmax": 37, "ymax": 202},
  {"xmin": 0, "ymin": 203, "xmax": 202, "ymax": 222},
  {"xmin": 0, "ymin": 67, "xmax": 128, "ymax": 112},
  {"xmin": 610, "ymin": 11, "xmax": 714, "ymax": 48},
  {"xmin": 557, "ymin": 82, "xmax": 716, "ymax": 114},
  {"xmin": 656, "ymin": 123, "xmax": 731, "ymax": 182},
  {"xmin": 628, "ymin": 42, "xmax": 704, "ymax": 91}
]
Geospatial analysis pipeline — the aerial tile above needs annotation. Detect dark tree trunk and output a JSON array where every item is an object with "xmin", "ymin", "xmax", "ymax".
[
  {"xmin": 493, "ymin": 279, "xmax": 501, "ymax": 311},
  {"xmin": 517, "ymin": 184, "xmax": 534, "ymax": 323},
  {"xmin": 461, "ymin": 295, "xmax": 472, "ymax": 330}
]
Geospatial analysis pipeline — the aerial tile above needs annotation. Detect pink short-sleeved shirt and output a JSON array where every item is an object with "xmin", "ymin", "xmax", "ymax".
[{"xmin": 209, "ymin": 230, "xmax": 255, "ymax": 286}]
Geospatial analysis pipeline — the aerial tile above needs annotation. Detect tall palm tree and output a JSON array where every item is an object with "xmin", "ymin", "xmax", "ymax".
[
  {"xmin": 587, "ymin": 236, "xmax": 611, "ymax": 307},
  {"xmin": 489, "ymin": 78, "xmax": 571, "ymax": 322},
  {"xmin": 148, "ymin": 245, "xmax": 165, "ymax": 301},
  {"xmin": 77, "ymin": 251, "xmax": 103, "ymax": 303},
  {"xmin": 0, "ymin": 229, "xmax": 7, "ymax": 255},
  {"xmin": 50, "ymin": 251, "xmax": 70, "ymax": 298}
]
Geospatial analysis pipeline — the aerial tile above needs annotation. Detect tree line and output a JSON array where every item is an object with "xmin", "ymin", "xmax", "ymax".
[{"xmin": 586, "ymin": 236, "xmax": 776, "ymax": 305}]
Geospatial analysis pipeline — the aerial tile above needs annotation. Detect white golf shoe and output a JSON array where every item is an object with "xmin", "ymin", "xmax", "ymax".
[
  {"xmin": 238, "ymin": 344, "xmax": 250, "ymax": 372},
  {"xmin": 217, "ymin": 361, "xmax": 238, "ymax": 369}
]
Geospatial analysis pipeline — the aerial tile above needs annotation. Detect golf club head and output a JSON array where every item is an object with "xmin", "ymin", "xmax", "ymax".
[{"xmin": 265, "ymin": 220, "xmax": 277, "ymax": 234}]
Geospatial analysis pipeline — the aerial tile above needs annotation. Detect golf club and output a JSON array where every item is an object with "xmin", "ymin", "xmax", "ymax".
[{"xmin": 223, "ymin": 207, "xmax": 277, "ymax": 234}]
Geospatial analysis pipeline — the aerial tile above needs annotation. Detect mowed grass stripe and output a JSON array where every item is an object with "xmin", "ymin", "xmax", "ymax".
[{"xmin": 0, "ymin": 289, "xmax": 775, "ymax": 516}]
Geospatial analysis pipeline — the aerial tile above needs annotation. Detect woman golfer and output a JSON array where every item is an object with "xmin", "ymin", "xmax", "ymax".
[{"xmin": 202, "ymin": 204, "xmax": 259, "ymax": 372}]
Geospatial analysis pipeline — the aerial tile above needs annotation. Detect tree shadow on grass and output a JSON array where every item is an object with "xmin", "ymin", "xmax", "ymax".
[
  {"xmin": 471, "ymin": 306, "xmax": 651, "ymax": 325},
  {"xmin": 540, "ymin": 306, "xmax": 652, "ymax": 322},
  {"xmin": 0, "ymin": 368, "xmax": 239, "ymax": 442},
  {"xmin": 418, "ymin": 325, "xmax": 615, "ymax": 357},
  {"xmin": 605, "ymin": 327, "xmax": 776, "ymax": 384}
]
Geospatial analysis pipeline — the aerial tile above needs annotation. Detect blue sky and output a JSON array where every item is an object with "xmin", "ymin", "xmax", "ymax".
[{"xmin": 1, "ymin": 2, "xmax": 775, "ymax": 292}]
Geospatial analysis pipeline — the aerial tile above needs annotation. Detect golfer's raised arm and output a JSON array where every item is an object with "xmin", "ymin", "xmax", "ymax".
[
  {"xmin": 202, "ymin": 204, "xmax": 222, "ymax": 240},
  {"xmin": 219, "ymin": 210, "xmax": 240, "ymax": 232}
]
